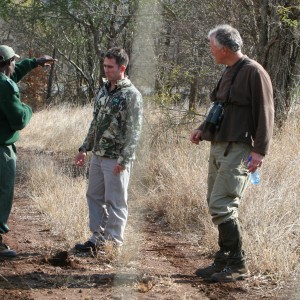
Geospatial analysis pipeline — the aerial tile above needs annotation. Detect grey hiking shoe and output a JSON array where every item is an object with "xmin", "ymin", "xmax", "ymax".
[
  {"xmin": 0, "ymin": 243, "xmax": 17, "ymax": 258},
  {"xmin": 211, "ymin": 265, "xmax": 250, "ymax": 282}
]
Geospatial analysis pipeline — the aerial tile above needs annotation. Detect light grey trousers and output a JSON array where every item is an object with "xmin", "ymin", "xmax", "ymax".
[{"xmin": 87, "ymin": 155, "xmax": 131, "ymax": 245}]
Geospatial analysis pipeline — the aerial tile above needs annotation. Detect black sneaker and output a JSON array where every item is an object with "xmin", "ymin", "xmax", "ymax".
[
  {"xmin": 0, "ymin": 243, "xmax": 17, "ymax": 258},
  {"xmin": 75, "ymin": 241, "xmax": 97, "ymax": 253}
]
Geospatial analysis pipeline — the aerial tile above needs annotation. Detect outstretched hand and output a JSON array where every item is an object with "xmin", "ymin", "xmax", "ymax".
[{"xmin": 36, "ymin": 55, "xmax": 57, "ymax": 67}]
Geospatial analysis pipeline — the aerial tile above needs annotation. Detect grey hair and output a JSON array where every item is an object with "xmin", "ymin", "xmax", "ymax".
[{"xmin": 208, "ymin": 25, "xmax": 243, "ymax": 52}]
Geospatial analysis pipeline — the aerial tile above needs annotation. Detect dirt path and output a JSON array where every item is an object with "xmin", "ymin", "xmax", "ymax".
[{"xmin": 0, "ymin": 157, "xmax": 291, "ymax": 300}]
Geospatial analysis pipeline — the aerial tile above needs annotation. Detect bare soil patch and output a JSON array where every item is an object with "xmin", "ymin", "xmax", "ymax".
[{"xmin": 0, "ymin": 150, "xmax": 295, "ymax": 299}]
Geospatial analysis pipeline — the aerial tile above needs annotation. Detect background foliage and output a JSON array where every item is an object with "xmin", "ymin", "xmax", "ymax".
[
  {"xmin": 0, "ymin": 0, "xmax": 299, "ymax": 121},
  {"xmin": 1, "ymin": 0, "xmax": 299, "ymax": 284}
]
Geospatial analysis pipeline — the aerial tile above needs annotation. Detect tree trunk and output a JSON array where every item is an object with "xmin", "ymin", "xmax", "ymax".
[
  {"xmin": 189, "ymin": 75, "xmax": 199, "ymax": 111},
  {"xmin": 245, "ymin": 0, "xmax": 300, "ymax": 124},
  {"xmin": 46, "ymin": 48, "xmax": 56, "ymax": 105},
  {"xmin": 261, "ymin": 1, "xmax": 300, "ymax": 124}
]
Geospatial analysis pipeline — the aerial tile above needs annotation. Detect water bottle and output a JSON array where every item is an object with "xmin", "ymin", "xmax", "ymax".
[
  {"xmin": 250, "ymin": 169, "xmax": 260, "ymax": 185},
  {"xmin": 247, "ymin": 157, "xmax": 260, "ymax": 185}
]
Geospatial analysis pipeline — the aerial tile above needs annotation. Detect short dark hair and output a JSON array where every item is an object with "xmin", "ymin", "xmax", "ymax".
[
  {"xmin": 105, "ymin": 47, "xmax": 129, "ymax": 67},
  {"xmin": 208, "ymin": 25, "xmax": 243, "ymax": 52}
]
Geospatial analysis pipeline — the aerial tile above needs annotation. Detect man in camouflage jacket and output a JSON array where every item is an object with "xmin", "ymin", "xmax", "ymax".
[{"xmin": 74, "ymin": 47, "xmax": 143, "ymax": 253}]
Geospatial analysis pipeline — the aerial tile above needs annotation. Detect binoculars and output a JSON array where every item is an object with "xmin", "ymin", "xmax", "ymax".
[{"xmin": 206, "ymin": 102, "xmax": 224, "ymax": 127}]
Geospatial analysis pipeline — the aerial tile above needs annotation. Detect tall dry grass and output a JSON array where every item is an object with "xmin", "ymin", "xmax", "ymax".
[
  {"xmin": 241, "ymin": 117, "xmax": 300, "ymax": 279},
  {"xmin": 18, "ymin": 104, "xmax": 93, "ymax": 155},
  {"xmin": 25, "ymin": 156, "xmax": 90, "ymax": 244},
  {"xmin": 17, "ymin": 103, "xmax": 300, "ymax": 279},
  {"xmin": 17, "ymin": 105, "xmax": 93, "ymax": 247}
]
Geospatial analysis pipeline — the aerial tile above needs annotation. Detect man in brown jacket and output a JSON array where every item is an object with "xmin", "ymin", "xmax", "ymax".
[{"xmin": 190, "ymin": 25, "xmax": 274, "ymax": 282}]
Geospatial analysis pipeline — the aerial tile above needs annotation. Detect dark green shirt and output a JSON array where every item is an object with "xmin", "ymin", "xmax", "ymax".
[{"xmin": 0, "ymin": 59, "xmax": 38, "ymax": 145}]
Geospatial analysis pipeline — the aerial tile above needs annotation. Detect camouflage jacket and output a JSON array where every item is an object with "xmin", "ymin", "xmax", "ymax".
[{"xmin": 80, "ymin": 78, "xmax": 143, "ymax": 166}]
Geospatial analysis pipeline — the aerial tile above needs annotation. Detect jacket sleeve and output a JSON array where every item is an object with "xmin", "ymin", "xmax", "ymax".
[
  {"xmin": 251, "ymin": 68, "xmax": 274, "ymax": 155},
  {"xmin": 1, "ymin": 82, "xmax": 32, "ymax": 130},
  {"xmin": 117, "ymin": 91, "xmax": 143, "ymax": 166},
  {"xmin": 10, "ymin": 59, "xmax": 38, "ymax": 83}
]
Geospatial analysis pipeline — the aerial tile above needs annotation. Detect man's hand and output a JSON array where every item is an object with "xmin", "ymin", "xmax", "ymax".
[
  {"xmin": 247, "ymin": 152, "xmax": 264, "ymax": 173},
  {"xmin": 75, "ymin": 151, "xmax": 86, "ymax": 167},
  {"xmin": 114, "ymin": 163, "xmax": 125, "ymax": 175},
  {"xmin": 36, "ymin": 55, "xmax": 57, "ymax": 67},
  {"xmin": 190, "ymin": 129, "xmax": 202, "ymax": 144}
]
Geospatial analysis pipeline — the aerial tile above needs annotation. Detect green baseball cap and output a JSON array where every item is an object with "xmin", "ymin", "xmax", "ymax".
[{"xmin": 0, "ymin": 45, "xmax": 20, "ymax": 62}]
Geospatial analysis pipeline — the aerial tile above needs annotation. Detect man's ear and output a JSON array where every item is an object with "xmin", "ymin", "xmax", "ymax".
[
  {"xmin": 221, "ymin": 47, "xmax": 228, "ymax": 55},
  {"xmin": 120, "ymin": 65, "xmax": 126, "ymax": 73}
]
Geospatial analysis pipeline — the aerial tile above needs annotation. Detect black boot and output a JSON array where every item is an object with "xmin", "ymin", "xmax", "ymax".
[
  {"xmin": 211, "ymin": 250, "xmax": 249, "ymax": 282},
  {"xmin": 195, "ymin": 249, "xmax": 228, "ymax": 278},
  {"xmin": 217, "ymin": 218, "xmax": 242, "ymax": 251},
  {"xmin": 0, "ymin": 234, "xmax": 17, "ymax": 258},
  {"xmin": 195, "ymin": 225, "xmax": 229, "ymax": 279},
  {"xmin": 211, "ymin": 219, "xmax": 249, "ymax": 282}
]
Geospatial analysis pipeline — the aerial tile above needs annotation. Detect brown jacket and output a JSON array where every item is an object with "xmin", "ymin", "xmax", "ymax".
[{"xmin": 199, "ymin": 56, "xmax": 274, "ymax": 155}]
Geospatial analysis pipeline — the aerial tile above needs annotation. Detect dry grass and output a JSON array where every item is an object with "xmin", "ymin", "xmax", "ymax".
[
  {"xmin": 18, "ymin": 104, "xmax": 93, "ymax": 155},
  {"xmin": 25, "ymin": 155, "xmax": 90, "ymax": 246},
  {"xmin": 241, "ymin": 117, "xmax": 300, "ymax": 279},
  {"xmin": 17, "ymin": 103, "xmax": 300, "ymax": 280}
]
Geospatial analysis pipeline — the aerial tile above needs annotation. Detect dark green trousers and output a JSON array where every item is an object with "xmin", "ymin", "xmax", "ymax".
[{"xmin": 0, "ymin": 145, "xmax": 16, "ymax": 234}]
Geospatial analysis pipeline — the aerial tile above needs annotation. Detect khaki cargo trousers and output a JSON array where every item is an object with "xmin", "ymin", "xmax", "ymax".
[{"xmin": 207, "ymin": 142, "xmax": 251, "ymax": 225}]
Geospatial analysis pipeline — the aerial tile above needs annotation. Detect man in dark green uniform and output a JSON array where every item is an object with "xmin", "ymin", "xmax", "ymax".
[{"xmin": 0, "ymin": 45, "xmax": 56, "ymax": 257}]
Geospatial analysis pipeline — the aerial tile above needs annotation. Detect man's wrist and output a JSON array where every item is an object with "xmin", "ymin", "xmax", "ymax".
[{"xmin": 252, "ymin": 150, "xmax": 265, "ymax": 157}]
